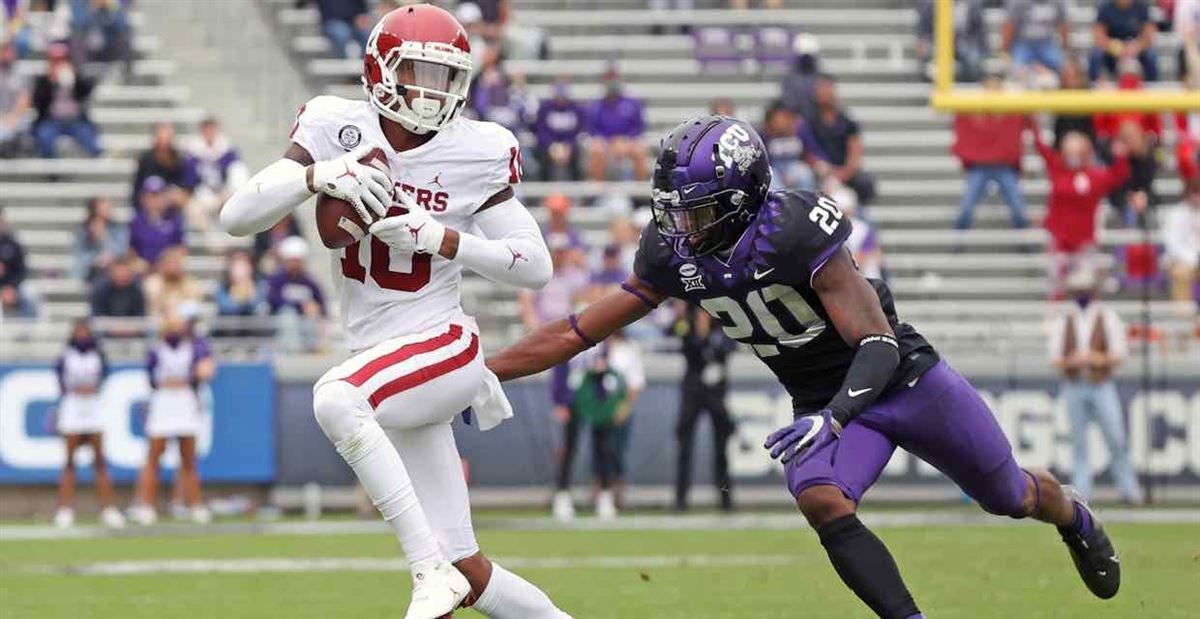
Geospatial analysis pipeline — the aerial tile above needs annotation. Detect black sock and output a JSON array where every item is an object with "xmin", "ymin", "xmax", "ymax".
[{"xmin": 816, "ymin": 514, "xmax": 920, "ymax": 619}]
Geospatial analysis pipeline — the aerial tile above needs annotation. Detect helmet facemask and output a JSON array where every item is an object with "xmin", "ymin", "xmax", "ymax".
[{"xmin": 364, "ymin": 25, "xmax": 472, "ymax": 135}]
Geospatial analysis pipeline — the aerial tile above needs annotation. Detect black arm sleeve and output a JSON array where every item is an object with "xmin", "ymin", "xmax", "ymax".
[{"xmin": 824, "ymin": 334, "xmax": 900, "ymax": 427}]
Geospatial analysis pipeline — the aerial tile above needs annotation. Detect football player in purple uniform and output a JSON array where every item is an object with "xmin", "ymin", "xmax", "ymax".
[{"xmin": 486, "ymin": 116, "xmax": 1121, "ymax": 618}]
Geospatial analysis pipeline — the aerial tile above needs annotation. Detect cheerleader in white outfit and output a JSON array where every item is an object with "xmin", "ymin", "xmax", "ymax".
[
  {"xmin": 129, "ymin": 315, "xmax": 215, "ymax": 525},
  {"xmin": 54, "ymin": 319, "xmax": 125, "ymax": 529}
]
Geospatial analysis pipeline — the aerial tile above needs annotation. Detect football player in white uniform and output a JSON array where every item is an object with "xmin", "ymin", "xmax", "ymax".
[{"xmin": 220, "ymin": 5, "xmax": 569, "ymax": 619}]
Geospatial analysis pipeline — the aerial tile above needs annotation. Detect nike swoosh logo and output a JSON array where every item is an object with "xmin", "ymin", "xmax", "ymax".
[
  {"xmin": 848, "ymin": 387, "xmax": 872, "ymax": 398},
  {"xmin": 907, "ymin": 376, "xmax": 920, "ymax": 388},
  {"xmin": 1109, "ymin": 555, "xmax": 1119, "ymax": 564},
  {"xmin": 683, "ymin": 186, "xmax": 697, "ymax": 194},
  {"xmin": 1097, "ymin": 570, "xmax": 1107, "ymax": 576},
  {"xmin": 753, "ymin": 268, "xmax": 776, "ymax": 280}
]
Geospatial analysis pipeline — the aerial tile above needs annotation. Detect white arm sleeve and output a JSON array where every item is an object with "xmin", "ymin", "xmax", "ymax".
[
  {"xmin": 455, "ymin": 196, "xmax": 553, "ymax": 289},
  {"xmin": 218, "ymin": 158, "xmax": 313, "ymax": 237}
]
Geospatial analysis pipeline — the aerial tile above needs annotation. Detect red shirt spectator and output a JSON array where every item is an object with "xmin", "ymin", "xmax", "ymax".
[
  {"xmin": 1175, "ymin": 109, "xmax": 1199, "ymax": 182},
  {"xmin": 1092, "ymin": 73, "xmax": 1162, "ymax": 142},
  {"xmin": 952, "ymin": 113, "xmax": 1027, "ymax": 169},
  {"xmin": 1035, "ymin": 126, "xmax": 1131, "ymax": 252}
]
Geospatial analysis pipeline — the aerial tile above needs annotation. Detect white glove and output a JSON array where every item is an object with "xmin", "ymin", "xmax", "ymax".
[
  {"xmin": 368, "ymin": 193, "xmax": 446, "ymax": 255},
  {"xmin": 469, "ymin": 367, "xmax": 514, "ymax": 431},
  {"xmin": 311, "ymin": 144, "xmax": 392, "ymax": 223}
]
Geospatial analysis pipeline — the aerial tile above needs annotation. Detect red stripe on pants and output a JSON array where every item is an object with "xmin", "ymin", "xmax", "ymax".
[
  {"xmin": 343, "ymin": 324, "xmax": 464, "ymax": 387},
  {"xmin": 368, "ymin": 333, "xmax": 480, "ymax": 409}
]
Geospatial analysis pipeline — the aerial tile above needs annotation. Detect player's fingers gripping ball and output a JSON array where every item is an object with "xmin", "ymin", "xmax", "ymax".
[
  {"xmin": 369, "ymin": 204, "xmax": 446, "ymax": 255},
  {"xmin": 313, "ymin": 144, "xmax": 393, "ymax": 223},
  {"xmin": 764, "ymin": 409, "xmax": 842, "ymax": 465}
]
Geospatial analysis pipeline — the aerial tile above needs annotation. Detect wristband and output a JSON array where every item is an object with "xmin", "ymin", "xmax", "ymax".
[{"xmin": 568, "ymin": 314, "xmax": 597, "ymax": 348}]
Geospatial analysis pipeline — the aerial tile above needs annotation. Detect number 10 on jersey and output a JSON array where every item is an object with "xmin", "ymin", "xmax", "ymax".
[{"xmin": 341, "ymin": 237, "xmax": 432, "ymax": 292}]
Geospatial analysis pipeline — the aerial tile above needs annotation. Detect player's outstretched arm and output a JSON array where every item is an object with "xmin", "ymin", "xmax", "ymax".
[
  {"xmin": 486, "ymin": 275, "xmax": 666, "ymax": 381},
  {"xmin": 220, "ymin": 143, "xmax": 390, "ymax": 237},
  {"xmin": 812, "ymin": 248, "xmax": 900, "ymax": 427}
]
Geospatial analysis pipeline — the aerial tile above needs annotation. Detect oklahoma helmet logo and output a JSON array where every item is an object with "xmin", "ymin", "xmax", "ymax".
[
  {"xmin": 338, "ymin": 125, "xmax": 362, "ymax": 149},
  {"xmin": 679, "ymin": 263, "xmax": 705, "ymax": 291}
]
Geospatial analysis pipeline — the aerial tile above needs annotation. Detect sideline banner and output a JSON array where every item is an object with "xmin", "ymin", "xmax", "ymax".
[{"xmin": 0, "ymin": 364, "xmax": 275, "ymax": 483}]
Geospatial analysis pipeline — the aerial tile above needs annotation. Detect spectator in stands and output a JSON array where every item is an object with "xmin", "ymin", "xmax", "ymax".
[
  {"xmin": 780, "ymin": 32, "xmax": 822, "ymax": 118},
  {"xmin": 669, "ymin": 302, "xmax": 736, "ymax": 513},
  {"xmin": 1177, "ymin": 0, "xmax": 1200, "ymax": 79},
  {"xmin": 1048, "ymin": 261, "xmax": 1143, "ymax": 504},
  {"xmin": 802, "ymin": 74, "xmax": 876, "ymax": 206},
  {"xmin": 1091, "ymin": 0, "xmax": 1159, "ymax": 81},
  {"xmin": 587, "ymin": 243, "xmax": 628, "ymax": 297},
  {"xmin": 32, "ymin": 42, "xmax": 99, "ymax": 158},
  {"xmin": 587, "ymin": 65, "xmax": 648, "ymax": 182},
  {"xmin": 541, "ymin": 193, "xmax": 585, "ymax": 250},
  {"xmin": 534, "ymin": 79, "xmax": 584, "ymax": 181},
  {"xmin": 0, "ymin": 206, "xmax": 37, "ymax": 317},
  {"xmin": 0, "ymin": 206, "xmax": 25, "ymax": 291},
  {"xmin": 1162, "ymin": 178, "xmax": 1200, "ymax": 302},
  {"xmin": 186, "ymin": 116, "xmax": 247, "ymax": 241},
  {"xmin": 455, "ymin": 2, "xmax": 489, "ymax": 69},
  {"xmin": 215, "ymin": 249, "xmax": 264, "ymax": 317},
  {"xmin": 1032, "ymin": 117, "xmax": 1131, "ymax": 298},
  {"xmin": 89, "ymin": 256, "xmax": 145, "ymax": 317},
  {"xmin": 1053, "ymin": 58, "xmax": 1097, "ymax": 148},
  {"xmin": 761, "ymin": 100, "xmax": 820, "ymax": 192},
  {"xmin": 832, "ymin": 183, "xmax": 885, "ymax": 280},
  {"xmin": 1002, "ymin": 0, "xmax": 1070, "ymax": 86},
  {"xmin": 69, "ymin": 0, "xmax": 131, "ymax": 71},
  {"xmin": 709, "ymin": 97, "xmax": 735, "ymax": 116},
  {"xmin": 143, "ymin": 245, "xmax": 201, "ymax": 321},
  {"xmin": 951, "ymin": 73, "xmax": 1031, "ymax": 233},
  {"xmin": 133, "ymin": 122, "xmax": 192, "ymax": 210},
  {"xmin": 472, "ymin": 0, "xmax": 508, "ymax": 41},
  {"xmin": 74, "ymin": 196, "xmax": 128, "ymax": 282},
  {"xmin": 917, "ymin": 0, "xmax": 987, "ymax": 83},
  {"xmin": 128, "ymin": 176, "xmax": 185, "ymax": 268},
  {"xmin": 1108, "ymin": 120, "xmax": 1157, "ymax": 224},
  {"xmin": 2, "ymin": 0, "xmax": 32, "ymax": 57},
  {"xmin": 0, "ymin": 280, "xmax": 35, "ymax": 317},
  {"xmin": 253, "ymin": 212, "xmax": 303, "ymax": 275},
  {"xmin": 1092, "ymin": 68, "xmax": 1162, "ymax": 150},
  {"xmin": 267, "ymin": 236, "xmax": 325, "ymax": 352},
  {"xmin": 0, "ymin": 41, "xmax": 30, "ymax": 157},
  {"xmin": 471, "ymin": 62, "xmax": 530, "ymax": 136},
  {"xmin": 315, "ymin": 0, "xmax": 371, "ymax": 59}
]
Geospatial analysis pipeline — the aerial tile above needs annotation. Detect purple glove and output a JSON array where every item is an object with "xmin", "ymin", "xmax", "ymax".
[{"xmin": 764, "ymin": 409, "xmax": 842, "ymax": 465}]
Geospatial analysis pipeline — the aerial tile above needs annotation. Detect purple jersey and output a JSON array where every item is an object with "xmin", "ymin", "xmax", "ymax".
[
  {"xmin": 128, "ymin": 208, "xmax": 185, "ymax": 265},
  {"xmin": 633, "ymin": 189, "xmax": 935, "ymax": 410},
  {"xmin": 588, "ymin": 94, "xmax": 645, "ymax": 139},
  {"xmin": 535, "ymin": 99, "xmax": 585, "ymax": 148}
]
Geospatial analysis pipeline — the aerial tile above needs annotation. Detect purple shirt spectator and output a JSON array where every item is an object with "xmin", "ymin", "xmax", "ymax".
[
  {"xmin": 472, "ymin": 78, "xmax": 529, "ymax": 135},
  {"xmin": 535, "ymin": 94, "xmax": 585, "ymax": 149},
  {"xmin": 588, "ymin": 91, "xmax": 645, "ymax": 139},
  {"xmin": 266, "ymin": 270, "xmax": 326, "ymax": 316},
  {"xmin": 187, "ymin": 134, "xmax": 243, "ymax": 194},
  {"xmin": 128, "ymin": 207, "xmax": 184, "ymax": 266}
]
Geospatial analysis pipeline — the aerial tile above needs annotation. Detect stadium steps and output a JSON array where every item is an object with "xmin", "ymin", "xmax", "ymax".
[{"xmin": 253, "ymin": 0, "xmax": 1194, "ymax": 359}]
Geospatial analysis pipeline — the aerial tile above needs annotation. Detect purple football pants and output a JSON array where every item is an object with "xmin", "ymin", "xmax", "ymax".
[{"xmin": 786, "ymin": 360, "xmax": 1029, "ymax": 516}]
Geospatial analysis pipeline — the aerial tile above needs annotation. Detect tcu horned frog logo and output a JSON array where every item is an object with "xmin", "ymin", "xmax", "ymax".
[{"xmin": 717, "ymin": 123, "xmax": 759, "ymax": 174}]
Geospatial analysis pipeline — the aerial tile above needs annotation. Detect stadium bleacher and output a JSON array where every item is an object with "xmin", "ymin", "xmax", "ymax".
[{"xmin": 1, "ymin": 0, "xmax": 1193, "ymax": 365}]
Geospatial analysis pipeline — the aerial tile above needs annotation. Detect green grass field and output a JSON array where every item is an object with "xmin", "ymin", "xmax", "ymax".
[{"xmin": 1, "ymin": 517, "xmax": 1197, "ymax": 618}]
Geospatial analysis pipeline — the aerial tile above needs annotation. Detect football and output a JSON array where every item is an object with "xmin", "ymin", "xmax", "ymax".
[{"xmin": 315, "ymin": 147, "xmax": 391, "ymax": 249}]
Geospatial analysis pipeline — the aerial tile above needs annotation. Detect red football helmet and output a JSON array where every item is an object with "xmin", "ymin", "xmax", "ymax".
[{"xmin": 362, "ymin": 4, "xmax": 472, "ymax": 135}]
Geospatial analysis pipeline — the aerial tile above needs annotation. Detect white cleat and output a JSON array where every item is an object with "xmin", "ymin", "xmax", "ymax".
[
  {"xmin": 551, "ymin": 490, "xmax": 575, "ymax": 522},
  {"xmin": 100, "ymin": 506, "xmax": 126, "ymax": 529},
  {"xmin": 404, "ymin": 561, "xmax": 470, "ymax": 619},
  {"xmin": 596, "ymin": 490, "xmax": 618, "ymax": 521},
  {"xmin": 127, "ymin": 504, "xmax": 157, "ymax": 526},
  {"xmin": 190, "ymin": 506, "xmax": 212, "ymax": 525},
  {"xmin": 53, "ymin": 507, "xmax": 74, "ymax": 529}
]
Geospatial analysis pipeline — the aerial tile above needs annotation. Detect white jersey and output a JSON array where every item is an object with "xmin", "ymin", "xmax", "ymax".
[{"xmin": 291, "ymin": 96, "xmax": 522, "ymax": 351}]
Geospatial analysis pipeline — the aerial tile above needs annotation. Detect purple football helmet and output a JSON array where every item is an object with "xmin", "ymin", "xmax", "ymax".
[{"xmin": 651, "ymin": 115, "xmax": 772, "ymax": 256}]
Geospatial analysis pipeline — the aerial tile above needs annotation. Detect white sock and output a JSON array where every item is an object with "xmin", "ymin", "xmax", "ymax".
[
  {"xmin": 335, "ymin": 420, "xmax": 443, "ymax": 574},
  {"xmin": 473, "ymin": 562, "xmax": 570, "ymax": 619}
]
